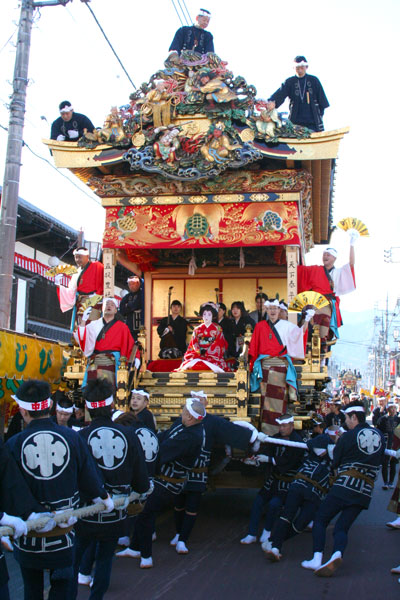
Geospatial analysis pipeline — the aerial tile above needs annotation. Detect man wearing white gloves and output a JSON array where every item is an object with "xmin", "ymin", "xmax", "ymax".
[
  {"xmin": 249, "ymin": 298, "xmax": 313, "ymax": 435},
  {"xmin": 297, "ymin": 229, "xmax": 358, "ymax": 343},
  {"xmin": 50, "ymin": 101, "xmax": 95, "ymax": 142},
  {"xmin": 6, "ymin": 380, "xmax": 112, "ymax": 599}
]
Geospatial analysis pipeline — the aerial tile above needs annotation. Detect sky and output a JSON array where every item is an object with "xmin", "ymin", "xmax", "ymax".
[{"xmin": 1, "ymin": 0, "xmax": 400, "ymax": 345}]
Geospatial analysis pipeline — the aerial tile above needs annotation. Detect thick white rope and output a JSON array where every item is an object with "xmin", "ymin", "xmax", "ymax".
[
  {"xmin": 257, "ymin": 432, "xmax": 397, "ymax": 457},
  {"xmin": 0, "ymin": 483, "xmax": 153, "ymax": 538}
]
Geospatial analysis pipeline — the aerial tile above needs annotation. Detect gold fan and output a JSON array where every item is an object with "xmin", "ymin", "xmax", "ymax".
[
  {"xmin": 78, "ymin": 294, "xmax": 103, "ymax": 314},
  {"xmin": 336, "ymin": 217, "xmax": 369, "ymax": 237},
  {"xmin": 45, "ymin": 264, "xmax": 78, "ymax": 277},
  {"xmin": 289, "ymin": 291, "xmax": 330, "ymax": 312}
]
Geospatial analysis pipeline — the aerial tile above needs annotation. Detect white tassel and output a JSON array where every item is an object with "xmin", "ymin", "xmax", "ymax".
[
  {"xmin": 188, "ymin": 250, "xmax": 197, "ymax": 275},
  {"xmin": 239, "ymin": 247, "xmax": 245, "ymax": 269}
]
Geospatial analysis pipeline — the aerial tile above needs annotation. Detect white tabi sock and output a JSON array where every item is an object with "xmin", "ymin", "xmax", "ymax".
[
  {"xmin": 301, "ymin": 552, "xmax": 323, "ymax": 570},
  {"xmin": 140, "ymin": 556, "xmax": 153, "ymax": 569},
  {"xmin": 240, "ymin": 534, "xmax": 257, "ymax": 544},
  {"xmin": 115, "ymin": 548, "xmax": 141, "ymax": 558},
  {"xmin": 176, "ymin": 541, "xmax": 189, "ymax": 554},
  {"xmin": 259, "ymin": 529, "xmax": 271, "ymax": 543},
  {"xmin": 170, "ymin": 533, "xmax": 179, "ymax": 546}
]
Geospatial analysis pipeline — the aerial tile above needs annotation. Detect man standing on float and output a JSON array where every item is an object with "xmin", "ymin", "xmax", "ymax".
[
  {"xmin": 297, "ymin": 229, "xmax": 358, "ymax": 344},
  {"xmin": 249, "ymin": 299, "xmax": 314, "ymax": 435},
  {"xmin": 168, "ymin": 8, "xmax": 214, "ymax": 57}
]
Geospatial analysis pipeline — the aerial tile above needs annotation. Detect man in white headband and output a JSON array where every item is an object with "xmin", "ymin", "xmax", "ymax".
[
  {"xmin": 130, "ymin": 389, "xmax": 156, "ymax": 432},
  {"xmin": 241, "ymin": 412, "xmax": 304, "ymax": 546},
  {"xmin": 50, "ymin": 100, "xmax": 95, "ymax": 142},
  {"xmin": 301, "ymin": 400, "xmax": 385, "ymax": 576},
  {"xmin": 73, "ymin": 378, "xmax": 150, "ymax": 597},
  {"xmin": 54, "ymin": 245, "xmax": 104, "ymax": 328},
  {"xmin": 171, "ymin": 391, "xmax": 258, "ymax": 554},
  {"xmin": 119, "ymin": 275, "xmax": 143, "ymax": 338},
  {"xmin": 118, "ymin": 396, "xmax": 205, "ymax": 568},
  {"xmin": 74, "ymin": 297, "xmax": 134, "ymax": 388},
  {"xmin": 168, "ymin": 8, "xmax": 214, "ymax": 59},
  {"xmin": 8, "ymin": 379, "xmax": 112, "ymax": 598},
  {"xmin": 248, "ymin": 297, "xmax": 313, "ymax": 436},
  {"xmin": 267, "ymin": 55, "xmax": 329, "ymax": 132},
  {"xmin": 297, "ymin": 234, "xmax": 357, "ymax": 344}
]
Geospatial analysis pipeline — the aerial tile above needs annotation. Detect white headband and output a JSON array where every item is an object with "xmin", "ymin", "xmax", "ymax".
[
  {"xmin": 326, "ymin": 428, "xmax": 340, "ymax": 436},
  {"xmin": 325, "ymin": 248, "xmax": 338, "ymax": 258},
  {"xmin": 294, "ymin": 61, "xmax": 308, "ymax": 67},
  {"xmin": 279, "ymin": 303, "xmax": 288, "ymax": 311},
  {"xmin": 56, "ymin": 404, "xmax": 74, "ymax": 414},
  {"xmin": 191, "ymin": 390, "xmax": 207, "ymax": 399},
  {"xmin": 343, "ymin": 406, "xmax": 365, "ymax": 414},
  {"xmin": 103, "ymin": 298, "xmax": 119, "ymax": 310},
  {"xmin": 60, "ymin": 105, "xmax": 73, "ymax": 113},
  {"xmin": 387, "ymin": 402, "xmax": 398, "ymax": 408},
  {"xmin": 186, "ymin": 398, "xmax": 205, "ymax": 421},
  {"xmin": 276, "ymin": 415, "xmax": 294, "ymax": 424},
  {"xmin": 131, "ymin": 389, "xmax": 149, "ymax": 399},
  {"xmin": 73, "ymin": 248, "xmax": 89, "ymax": 256},
  {"xmin": 265, "ymin": 299, "xmax": 280, "ymax": 307},
  {"xmin": 198, "ymin": 9, "xmax": 211, "ymax": 17},
  {"xmin": 85, "ymin": 394, "xmax": 114, "ymax": 409},
  {"xmin": 12, "ymin": 394, "xmax": 51, "ymax": 411},
  {"xmin": 127, "ymin": 277, "xmax": 140, "ymax": 282}
]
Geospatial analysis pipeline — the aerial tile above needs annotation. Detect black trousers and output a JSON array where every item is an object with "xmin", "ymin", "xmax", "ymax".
[
  {"xmin": 382, "ymin": 456, "xmax": 397, "ymax": 485},
  {"xmin": 130, "ymin": 482, "xmax": 176, "ymax": 558},
  {"xmin": 270, "ymin": 487, "xmax": 319, "ymax": 551}
]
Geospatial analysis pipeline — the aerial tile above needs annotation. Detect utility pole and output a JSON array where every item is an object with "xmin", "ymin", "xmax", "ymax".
[{"xmin": 0, "ymin": 0, "xmax": 73, "ymax": 329}]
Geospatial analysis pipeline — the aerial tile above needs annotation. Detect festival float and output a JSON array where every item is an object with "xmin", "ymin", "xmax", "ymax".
[{"xmin": 43, "ymin": 51, "xmax": 349, "ymax": 468}]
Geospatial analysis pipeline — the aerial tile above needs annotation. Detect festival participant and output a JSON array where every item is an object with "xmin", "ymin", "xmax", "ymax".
[
  {"xmin": 241, "ymin": 414, "xmax": 304, "ymax": 545},
  {"xmin": 176, "ymin": 303, "xmax": 229, "ymax": 372},
  {"xmin": 53, "ymin": 393, "xmax": 75, "ymax": 428},
  {"xmin": 157, "ymin": 300, "xmax": 188, "ymax": 358},
  {"xmin": 168, "ymin": 8, "xmax": 214, "ymax": 57},
  {"xmin": 171, "ymin": 391, "xmax": 258, "ymax": 554},
  {"xmin": 217, "ymin": 302, "xmax": 235, "ymax": 356},
  {"xmin": 264, "ymin": 427, "xmax": 339, "ymax": 561},
  {"xmin": 267, "ymin": 56, "xmax": 329, "ymax": 132},
  {"xmin": 301, "ymin": 400, "xmax": 385, "ymax": 576},
  {"xmin": 54, "ymin": 247, "xmax": 104, "ymax": 326},
  {"xmin": 71, "ymin": 379, "xmax": 150, "ymax": 600},
  {"xmin": 119, "ymin": 276, "xmax": 143, "ymax": 338},
  {"xmin": 249, "ymin": 293, "xmax": 268, "ymax": 324},
  {"xmin": 0, "ymin": 439, "xmax": 47, "ymax": 599},
  {"xmin": 6, "ymin": 380, "xmax": 112, "ymax": 599},
  {"xmin": 230, "ymin": 301, "xmax": 256, "ymax": 358},
  {"xmin": 377, "ymin": 401, "xmax": 400, "ymax": 490},
  {"xmin": 372, "ymin": 397, "xmax": 387, "ymax": 426},
  {"xmin": 248, "ymin": 299, "xmax": 313, "ymax": 435},
  {"xmin": 50, "ymin": 101, "xmax": 95, "ymax": 141},
  {"xmin": 324, "ymin": 399, "xmax": 346, "ymax": 428},
  {"xmin": 116, "ymin": 398, "xmax": 205, "ymax": 568},
  {"xmin": 297, "ymin": 235, "xmax": 357, "ymax": 343},
  {"xmin": 130, "ymin": 389, "xmax": 156, "ymax": 432},
  {"xmin": 74, "ymin": 298, "xmax": 134, "ymax": 386}
]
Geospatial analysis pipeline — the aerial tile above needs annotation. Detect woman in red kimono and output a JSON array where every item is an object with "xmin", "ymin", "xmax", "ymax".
[{"xmin": 176, "ymin": 303, "xmax": 229, "ymax": 373}]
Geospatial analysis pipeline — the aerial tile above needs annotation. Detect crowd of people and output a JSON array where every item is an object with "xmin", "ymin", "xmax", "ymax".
[{"xmin": 3, "ymin": 381, "xmax": 400, "ymax": 599}]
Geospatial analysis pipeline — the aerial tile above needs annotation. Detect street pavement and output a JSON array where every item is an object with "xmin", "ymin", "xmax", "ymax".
[{"xmin": 5, "ymin": 472, "xmax": 400, "ymax": 599}]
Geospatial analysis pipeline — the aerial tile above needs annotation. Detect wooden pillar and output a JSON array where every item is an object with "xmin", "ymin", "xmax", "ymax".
[
  {"xmin": 102, "ymin": 248, "xmax": 115, "ymax": 298},
  {"xmin": 144, "ymin": 271, "xmax": 152, "ymax": 360},
  {"xmin": 286, "ymin": 246, "xmax": 298, "ymax": 325}
]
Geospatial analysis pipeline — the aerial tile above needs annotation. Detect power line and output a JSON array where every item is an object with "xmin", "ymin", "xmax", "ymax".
[
  {"xmin": 0, "ymin": 28, "xmax": 17, "ymax": 55},
  {"xmin": 179, "ymin": 0, "xmax": 193, "ymax": 24},
  {"xmin": 83, "ymin": 2, "xmax": 136, "ymax": 90},
  {"xmin": 176, "ymin": 0, "xmax": 191, "ymax": 25},
  {"xmin": 171, "ymin": 0, "xmax": 185, "ymax": 26},
  {"xmin": 22, "ymin": 140, "xmax": 102, "ymax": 205}
]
